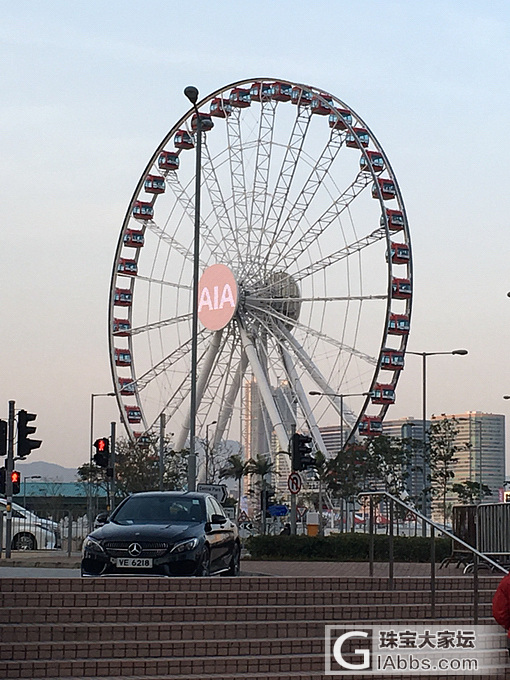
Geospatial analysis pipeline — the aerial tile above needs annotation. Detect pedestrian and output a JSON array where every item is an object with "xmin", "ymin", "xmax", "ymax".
[
  {"xmin": 492, "ymin": 572, "xmax": 510, "ymax": 657},
  {"xmin": 280, "ymin": 523, "xmax": 291, "ymax": 536}
]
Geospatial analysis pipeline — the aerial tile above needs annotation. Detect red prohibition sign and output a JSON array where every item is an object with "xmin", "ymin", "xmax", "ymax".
[{"xmin": 288, "ymin": 472, "xmax": 302, "ymax": 495}]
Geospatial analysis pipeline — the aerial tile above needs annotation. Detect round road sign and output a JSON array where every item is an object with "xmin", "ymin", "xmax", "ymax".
[{"xmin": 288, "ymin": 472, "xmax": 302, "ymax": 495}]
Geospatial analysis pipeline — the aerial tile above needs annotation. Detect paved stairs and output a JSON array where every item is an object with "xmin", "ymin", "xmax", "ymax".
[{"xmin": 0, "ymin": 572, "xmax": 508, "ymax": 679}]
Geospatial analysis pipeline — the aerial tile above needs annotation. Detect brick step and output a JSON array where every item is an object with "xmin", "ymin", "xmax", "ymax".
[
  {"xmin": 1, "ymin": 651, "xmax": 326, "ymax": 679},
  {"xmin": 0, "ymin": 574, "xmax": 500, "ymax": 593},
  {"xmin": 3, "ymin": 628, "xmax": 507, "ymax": 663},
  {"xmin": 0, "ymin": 602, "xmax": 493, "ymax": 625},
  {"xmin": 2, "ymin": 653, "xmax": 508, "ymax": 680},
  {"xmin": 0, "ymin": 617, "xmax": 497, "ymax": 644},
  {"xmin": 0, "ymin": 587, "xmax": 492, "ymax": 609}
]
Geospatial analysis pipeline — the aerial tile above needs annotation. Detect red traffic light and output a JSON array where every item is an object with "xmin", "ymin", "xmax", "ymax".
[
  {"xmin": 93, "ymin": 438, "xmax": 110, "ymax": 468},
  {"xmin": 11, "ymin": 470, "xmax": 21, "ymax": 494},
  {"xmin": 96, "ymin": 438, "xmax": 108, "ymax": 452}
]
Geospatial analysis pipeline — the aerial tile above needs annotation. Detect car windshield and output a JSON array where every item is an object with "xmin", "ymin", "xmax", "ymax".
[{"xmin": 112, "ymin": 496, "xmax": 205, "ymax": 525}]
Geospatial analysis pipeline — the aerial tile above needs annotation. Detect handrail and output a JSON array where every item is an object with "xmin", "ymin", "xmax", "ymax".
[
  {"xmin": 358, "ymin": 490, "xmax": 508, "ymax": 574},
  {"xmin": 358, "ymin": 490, "xmax": 507, "ymax": 624}
]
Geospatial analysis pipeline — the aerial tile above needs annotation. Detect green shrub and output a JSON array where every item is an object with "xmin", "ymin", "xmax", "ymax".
[{"xmin": 246, "ymin": 532, "xmax": 451, "ymax": 563}]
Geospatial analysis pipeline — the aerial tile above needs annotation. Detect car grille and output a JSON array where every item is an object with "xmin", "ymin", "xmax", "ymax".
[{"xmin": 103, "ymin": 541, "xmax": 170, "ymax": 558}]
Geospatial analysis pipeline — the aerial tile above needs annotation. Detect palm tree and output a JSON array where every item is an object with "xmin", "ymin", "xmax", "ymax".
[
  {"xmin": 247, "ymin": 454, "xmax": 276, "ymax": 534},
  {"xmin": 219, "ymin": 453, "xmax": 250, "ymax": 521}
]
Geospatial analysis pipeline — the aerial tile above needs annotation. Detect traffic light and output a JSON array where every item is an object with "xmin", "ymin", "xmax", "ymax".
[
  {"xmin": 291, "ymin": 433, "xmax": 315, "ymax": 471},
  {"xmin": 0, "ymin": 467, "xmax": 5, "ymax": 494},
  {"xmin": 0, "ymin": 420, "xmax": 6, "ymax": 457},
  {"xmin": 17, "ymin": 410, "xmax": 42, "ymax": 458},
  {"xmin": 11, "ymin": 470, "xmax": 20, "ymax": 495},
  {"xmin": 93, "ymin": 437, "xmax": 110, "ymax": 468}
]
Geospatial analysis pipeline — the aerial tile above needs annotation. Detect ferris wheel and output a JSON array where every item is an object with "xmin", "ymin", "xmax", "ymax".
[{"xmin": 108, "ymin": 77, "xmax": 412, "ymax": 464}]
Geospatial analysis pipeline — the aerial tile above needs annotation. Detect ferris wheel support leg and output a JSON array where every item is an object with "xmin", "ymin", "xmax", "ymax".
[
  {"xmin": 279, "ymin": 345, "xmax": 328, "ymax": 456},
  {"xmin": 278, "ymin": 324, "xmax": 357, "ymax": 428},
  {"xmin": 239, "ymin": 324, "xmax": 289, "ymax": 452},
  {"xmin": 173, "ymin": 330, "xmax": 223, "ymax": 452},
  {"xmin": 212, "ymin": 351, "xmax": 248, "ymax": 451}
]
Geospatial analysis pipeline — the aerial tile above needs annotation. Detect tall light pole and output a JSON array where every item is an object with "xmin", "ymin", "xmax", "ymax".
[
  {"xmin": 88, "ymin": 392, "xmax": 115, "ymax": 524},
  {"xmin": 184, "ymin": 85, "xmax": 202, "ymax": 492},
  {"xmin": 23, "ymin": 475, "xmax": 41, "ymax": 510},
  {"xmin": 309, "ymin": 391, "xmax": 369, "ymax": 451},
  {"xmin": 205, "ymin": 420, "xmax": 217, "ymax": 483},
  {"xmin": 406, "ymin": 349, "xmax": 468, "ymax": 529}
]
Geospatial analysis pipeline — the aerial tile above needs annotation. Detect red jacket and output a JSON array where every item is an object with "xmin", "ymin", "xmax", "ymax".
[{"xmin": 493, "ymin": 573, "xmax": 510, "ymax": 637}]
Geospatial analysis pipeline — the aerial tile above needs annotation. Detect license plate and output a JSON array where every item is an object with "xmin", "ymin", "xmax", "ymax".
[{"xmin": 115, "ymin": 557, "xmax": 153, "ymax": 568}]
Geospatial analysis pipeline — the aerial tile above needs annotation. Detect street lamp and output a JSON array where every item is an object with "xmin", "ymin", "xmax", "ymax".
[
  {"xmin": 88, "ymin": 392, "xmax": 115, "ymax": 525},
  {"xmin": 205, "ymin": 420, "xmax": 217, "ymax": 483},
  {"xmin": 309, "ymin": 390, "xmax": 369, "ymax": 451},
  {"xmin": 406, "ymin": 349, "xmax": 468, "ymax": 528},
  {"xmin": 184, "ymin": 85, "xmax": 202, "ymax": 492},
  {"xmin": 23, "ymin": 475, "xmax": 41, "ymax": 509}
]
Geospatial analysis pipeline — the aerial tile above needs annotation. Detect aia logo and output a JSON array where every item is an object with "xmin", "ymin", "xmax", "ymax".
[{"xmin": 198, "ymin": 264, "xmax": 238, "ymax": 331}]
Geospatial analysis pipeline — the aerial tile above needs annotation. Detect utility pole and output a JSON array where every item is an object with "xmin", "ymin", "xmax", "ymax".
[{"xmin": 5, "ymin": 401, "xmax": 15, "ymax": 558}]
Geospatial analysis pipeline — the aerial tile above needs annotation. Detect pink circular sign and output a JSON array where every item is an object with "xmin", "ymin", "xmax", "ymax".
[{"xmin": 198, "ymin": 264, "xmax": 238, "ymax": 331}]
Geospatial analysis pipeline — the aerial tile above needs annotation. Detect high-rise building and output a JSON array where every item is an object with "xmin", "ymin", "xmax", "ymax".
[
  {"xmin": 431, "ymin": 411, "xmax": 505, "ymax": 508},
  {"xmin": 382, "ymin": 416, "xmax": 429, "ymax": 512}
]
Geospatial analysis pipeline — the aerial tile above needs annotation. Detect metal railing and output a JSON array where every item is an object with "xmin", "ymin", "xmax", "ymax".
[{"xmin": 358, "ymin": 491, "xmax": 508, "ymax": 624}]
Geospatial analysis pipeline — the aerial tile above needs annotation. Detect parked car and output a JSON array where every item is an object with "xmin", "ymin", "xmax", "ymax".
[
  {"xmin": 81, "ymin": 491, "xmax": 240, "ymax": 577},
  {"xmin": 0, "ymin": 498, "xmax": 61, "ymax": 550}
]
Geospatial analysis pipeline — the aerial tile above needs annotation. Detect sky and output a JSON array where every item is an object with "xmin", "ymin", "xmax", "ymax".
[{"xmin": 2, "ymin": 1, "xmax": 510, "ymax": 471}]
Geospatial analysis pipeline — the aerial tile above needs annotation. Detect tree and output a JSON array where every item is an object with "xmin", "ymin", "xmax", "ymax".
[
  {"xmin": 78, "ymin": 436, "xmax": 189, "ymax": 500},
  {"xmin": 219, "ymin": 453, "xmax": 250, "ymax": 520},
  {"xmin": 247, "ymin": 454, "xmax": 276, "ymax": 534},
  {"xmin": 452, "ymin": 480, "xmax": 492, "ymax": 505},
  {"xmin": 428, "ymin": 416, "xmax": 466, "ymax": 526},
  {"xmin": 311, "ymin": 450, "xmax": 329, "ymax": 536}
]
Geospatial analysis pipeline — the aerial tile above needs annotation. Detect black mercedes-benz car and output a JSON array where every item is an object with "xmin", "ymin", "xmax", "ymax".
[{"xmin": 81, "ymin": 491, "xmax": 240, "ymax": 577}]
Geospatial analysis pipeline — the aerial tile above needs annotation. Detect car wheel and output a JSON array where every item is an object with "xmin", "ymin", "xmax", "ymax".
[
  {"xmin": 197, "ymin": 546, "xmax": 211, "ymax": 577},
  {"xmin": 12, "ymin": 533, "xmax": 37, "ymax": 551},
  {"xmin": 224, "ymin": 542, "xmax": 240, "ymax": 576}
]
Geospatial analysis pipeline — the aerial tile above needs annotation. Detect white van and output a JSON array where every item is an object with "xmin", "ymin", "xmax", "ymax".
[{"xmin": 0, "ymin": 498, "xmax": 60, "ymax": 550}]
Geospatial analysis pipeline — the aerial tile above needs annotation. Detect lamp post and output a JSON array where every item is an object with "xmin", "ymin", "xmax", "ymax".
[
  {"xmin": 309, "ymin": 391, "xmax": 369, "ymax": 451},
  {"xmin": 23, "ymin": 475, "xmax": 41, "ymax": 510},
  {"xmin": 184, "ymin": 85, "xmax": 202, "ymax": 492},
  {"xmin": 88, "ymin": 392, "xmax": 115, "ymax": 525},
  {"xmin": 205, "ymin": 420, "xmax": 217, "ymax": 483},
  {"xmin": 406, "ymin": 349, "xmax": 468, "ymax": 530}
]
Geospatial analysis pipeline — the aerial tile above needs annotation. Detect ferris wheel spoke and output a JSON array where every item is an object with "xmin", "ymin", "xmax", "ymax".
[
  {"xmin": 262, "ymin": 106, "xmax": 313, "ymax": 260},
  {"xmin": 238, "ymin": 321, "xmax": 289, "ymax": 452},
  {"xmin": 244, "ymin": 98, "xmax": 278, "ymax": 280},
  {"xmin": 246, "ymin": 293, "xmax": 386, "ymax": 307},
  {"xmin": 291, "ymin": 226, "xmax": 387, "ymax": 283},
  {"xmin": 268, "ymin": 128, "xmax": 346, "ymax": 260},
  {"xmin": 254, "ymin": 303, "xmax": 378, "ymax": 367},
  {"xmin": 276, "ymin": 324, "xmax": 360, "ymax": 427},
  {"xmin": 225, "ymin": 110, "xmax": 250, "ymax": 253},
  {"xmin": 212, "ymin": 344, "xmax": 248, "ymax": 450},
  {"xmin": 145, "ymin": 221, "xmax": 202, "ymax": 270},
  {"xmin": 201, "ymin": 140, "xmax": 243, "ymax": 265},
  {"xmin": 278, "ymin": 343, "xmax": 328, "ymax": 455},
  {"xmin": 163, "ymin": 172, "xmax": 223, "ymax": 259},
  {"xmin": 272, "ymin": 171, "xmax": 373, "ymax": 272},
  {"xmin": 173, "ymin": 330, "xmax": 224, "ymax": 452},
  {"xmin": 135, "ymin": 274, "xmax": 192, "ymax": 290},
  {"xmin": 128, "ymin": 313, "xmax": 192, "ymax": 337}
]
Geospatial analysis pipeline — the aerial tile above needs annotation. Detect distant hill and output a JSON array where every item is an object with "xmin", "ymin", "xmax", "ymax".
[{"xmin": 16, "ymin": 461, "xmax": 78, "ymax": 483}]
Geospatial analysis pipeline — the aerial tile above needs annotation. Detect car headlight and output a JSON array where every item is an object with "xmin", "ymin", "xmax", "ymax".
[
  {"xmin": 82, "ymin": 536, "xmax": 105, "ymax": 554},
  {"xmin": 170, "ymin": 537, "xmax": 199, "ymax": 554}
]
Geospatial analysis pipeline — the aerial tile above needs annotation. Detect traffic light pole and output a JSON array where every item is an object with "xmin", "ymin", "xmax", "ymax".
[
  {"xmin": 5, "ymin": 400, "xmax": 15, "ymax": 559},
  {"xmin": 109, "ymin": 422, "xmax": 116, "ymax": 513},
  {"xmin": 290, "ymin": 424, "xmax": 297, "ymax": 536}
]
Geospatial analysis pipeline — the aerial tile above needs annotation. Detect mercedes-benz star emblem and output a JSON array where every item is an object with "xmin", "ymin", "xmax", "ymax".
[{"xmin": 128, "ymin": 542, "xmax": 143, "ymax": 557}]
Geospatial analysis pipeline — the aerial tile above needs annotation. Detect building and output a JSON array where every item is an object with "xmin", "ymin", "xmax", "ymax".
[
  {"xmin": 382, "ymin": 416, "xmax": 429, "ymax": 513},
  {"xmin": 431, "ymin": 411, "xmax": 505, "ymax": 510}
]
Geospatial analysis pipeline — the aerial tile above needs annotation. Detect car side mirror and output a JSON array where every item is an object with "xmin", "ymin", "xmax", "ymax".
[
  {"xmin": 95, "ymin": 512, "xmax": 109, "ymax": 526},
  {"xmin": 211, "ymin": 513, "xmax": 228, "ymax": 525}
]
